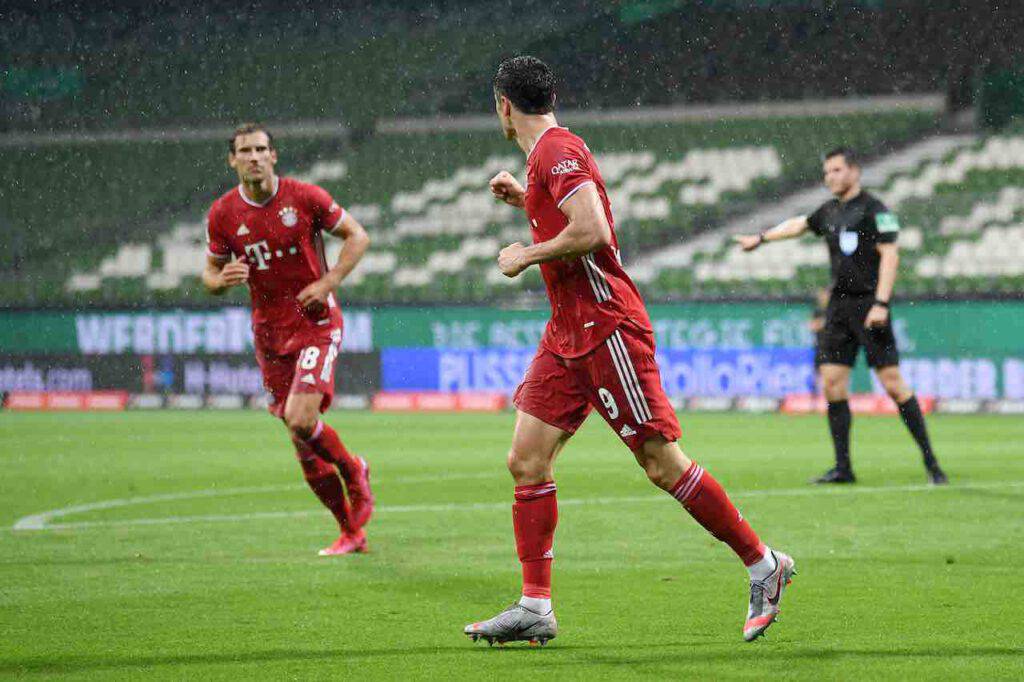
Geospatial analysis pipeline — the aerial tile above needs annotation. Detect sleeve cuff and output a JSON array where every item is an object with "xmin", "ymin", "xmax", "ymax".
[
  {"xmin": 328, "ymin": 208, "xmax": 347, "ymax": 234},
  {"xmin": 556, "ymin": 180, "xmax": 595, "ymax": 208}
]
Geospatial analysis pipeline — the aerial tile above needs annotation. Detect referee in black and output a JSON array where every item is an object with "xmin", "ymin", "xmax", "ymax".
[{"xmin": 735, "ymin": 147, "xmax": 948, "ymax": 485}]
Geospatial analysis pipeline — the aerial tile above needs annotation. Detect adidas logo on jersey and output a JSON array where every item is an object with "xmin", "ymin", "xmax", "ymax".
[
  {"xmin": 236, "ymin": 223, "xmax": 249, "ymax": 236},
  {"xmin": 550, "ymin": 159, "xmax": 581, "ymax": 175},
  {"xmin": 300, "ymin": 373, "xmax": 317, "ymax": 385},
  {"xmin": 619, "ymin": 424, "xmax": 637, "ymax": 437}
]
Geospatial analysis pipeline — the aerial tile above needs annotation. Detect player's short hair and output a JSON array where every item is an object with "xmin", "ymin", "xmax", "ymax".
[
  {"xmin": 493, "ymin": 56, "xmax": 556, "ymax": 115},
  {"xmin": 230, "ymin": 122, "xmax": 275, "ymax": 154},
  {"xmin": 824, "ymin": 146, "xmax": 859, "ymax": 168}
]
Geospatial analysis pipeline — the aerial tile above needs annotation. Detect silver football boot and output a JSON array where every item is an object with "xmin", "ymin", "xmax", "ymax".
[
  {"xmin": 743, "ymin": 550, "xmax": 796, "ymax": 642},
  {"xmin": 464, "ymin": 603, "xmax": 557, "ymax": 646}
]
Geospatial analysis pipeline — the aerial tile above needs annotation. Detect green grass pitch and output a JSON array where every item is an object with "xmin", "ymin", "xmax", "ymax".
[{"xmin": 2, "ymin": 410, "xmax": 1022, "ymax": 680}]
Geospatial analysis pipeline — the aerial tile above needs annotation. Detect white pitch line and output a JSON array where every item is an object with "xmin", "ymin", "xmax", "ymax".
[
  {"xmin": 9, "ymin": 471, "xmax": 503, "ymax": 531},
  {"xmin": 11, "ymin": 480, "xmax": 1024, "ymax": 532}
]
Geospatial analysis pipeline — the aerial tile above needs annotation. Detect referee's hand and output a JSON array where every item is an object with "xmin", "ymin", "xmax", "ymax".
[
  {"xmin": 733, "ymin": 234, "xmax": 762, "ymax": 251},
  {"xmin": 864, "ymin": 304, "xmax": 889, "ymax": 328}
]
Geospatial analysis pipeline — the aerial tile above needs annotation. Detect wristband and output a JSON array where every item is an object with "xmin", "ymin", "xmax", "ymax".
[
  {"xmin": 757, "ymin": 232, "xmax": 767, "ymax": 246},
  {"xmin": 874, "ymin": 299, "xmax": 890, "ymax": 308}
]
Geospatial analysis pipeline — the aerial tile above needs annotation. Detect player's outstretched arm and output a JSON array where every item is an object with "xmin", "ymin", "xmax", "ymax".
[
  {"xmin": 201, "ymin": 255, "xmax": 249, "ymax": 295},
  {"xmin": 734, "ymin": 216, "xmax": 809, "ymax": 251},
  {"xmin": 498, "ymin": 184, "xmax": 610, "ymax": 277},
  {"xmin": 297, "ymin": 213, "xmax": 370, "ymax": 308}
]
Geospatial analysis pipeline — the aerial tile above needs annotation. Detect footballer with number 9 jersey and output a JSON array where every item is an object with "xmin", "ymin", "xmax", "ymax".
[
  {"xmin": 463, "ymin": 57, "xmax": 795, "ymax": 646},
  {"xmin": 202, "ymin": 123, "xmax": 375, "ymax": 556}
]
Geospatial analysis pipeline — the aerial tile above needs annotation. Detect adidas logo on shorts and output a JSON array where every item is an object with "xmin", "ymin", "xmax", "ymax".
[{"xmin": 619, "ymin": 424, "xmax": 637, "ymax": 437}]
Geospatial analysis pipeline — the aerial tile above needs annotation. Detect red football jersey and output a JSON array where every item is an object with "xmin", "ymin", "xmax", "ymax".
[
  {"xmin": 524, "ymin": 127, "xmax": 652, "ymax": 358},
  {"xmin": 206, "ymin": 176, "xmax": 345, "ymax": 355}
]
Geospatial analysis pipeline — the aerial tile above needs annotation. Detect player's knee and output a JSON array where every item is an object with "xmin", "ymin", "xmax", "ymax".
[
  {"xmin": 879, "ymin": 373, "xmax": 910, "ymax": 401},
  {"xmin": 637, "ymin": 453, "xmax": 668, "ymax": 488},
  {"xmin": 635, "ymin": 439, "xmax": 686, "ymax": 490},
  {"xmin": 284, "ymin": 408, "xmax": 318, "ymax": 441},
  {"xmin": 507, "ymin": 447, "xmax": 548, "ymax": 485},
  {"xmin": 822, "ymin": 374, "xmax": 848, "ymax": 400}
]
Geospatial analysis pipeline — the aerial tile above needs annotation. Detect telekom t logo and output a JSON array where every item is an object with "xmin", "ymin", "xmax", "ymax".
[{"xmin": 244, "ymin": 241, "xmax": 271, "ymax": 270}]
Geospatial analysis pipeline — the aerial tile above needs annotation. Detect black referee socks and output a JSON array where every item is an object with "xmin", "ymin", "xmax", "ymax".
[
  {"xmin": 898, "ymin": 395, "xmax": 938, "ymax": 469},
  {"xmin": 826, "ymin": 400, "xmax": 852, "ymax": 471}
]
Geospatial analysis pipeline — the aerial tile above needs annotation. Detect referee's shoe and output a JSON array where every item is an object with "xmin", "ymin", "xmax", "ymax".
[
  {"xmin": 812, "ymin": 467, "xmax": 856, "ymax": 484},
  {"xmin": 814, "ymin": 465, "xmax": 948, "ymax": 485}
]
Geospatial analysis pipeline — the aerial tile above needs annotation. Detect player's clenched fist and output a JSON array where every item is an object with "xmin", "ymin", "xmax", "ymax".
[
  {"xmin": 490, "ymin": 171, "xmax": 526, "ymax": 208},
  {"xmin": 296, "ymin": 277, "xmax": 334, "ymax": 311},
  {"xmin": 219, "ymin": 260, "xmax": 250, "ymax": 287},
  {"xmin": 498, "ymin": 242, "xmax": 529, "ymax": 278}
]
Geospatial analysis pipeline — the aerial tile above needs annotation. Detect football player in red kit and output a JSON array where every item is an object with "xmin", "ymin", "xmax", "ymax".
[
  {"xmin": 202, "ymin": 123, "xmax": 374, "ymax": 556},
  {"xmin": 463, "ymin": 58, "xmax": 795, "ymax": 645}
]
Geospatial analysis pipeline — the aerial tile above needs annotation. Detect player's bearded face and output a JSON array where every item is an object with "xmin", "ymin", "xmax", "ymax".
[
  {"xmin": 823, "ymin": 158, "xmax": 857, "ymax": 196},
  {"xmin": 230, "ymin": 132, "xmax": 277, "ymax": 184}
]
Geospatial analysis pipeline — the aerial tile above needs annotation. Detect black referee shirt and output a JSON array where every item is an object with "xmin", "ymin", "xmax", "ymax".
[{"xmin": 806, "ymin": 191, "xmax": 899, "ymax": 296}]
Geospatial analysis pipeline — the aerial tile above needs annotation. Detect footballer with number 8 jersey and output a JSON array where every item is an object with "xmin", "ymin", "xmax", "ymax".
[
  {"xmin": 202, "ymin": 123, "xmax": 375, "ymax": 556},
  {"xmin": 463, "ymin": 57, "xmax": 795, "ymax": 646}
]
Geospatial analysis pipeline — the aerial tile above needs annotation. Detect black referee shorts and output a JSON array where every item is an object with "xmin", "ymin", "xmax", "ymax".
[{"xmin": 815, "ymin": 295, "xmax": 900, "ymax": 369}]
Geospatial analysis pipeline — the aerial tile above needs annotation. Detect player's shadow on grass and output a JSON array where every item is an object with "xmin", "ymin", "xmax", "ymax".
[{"xmin": 4, "ymin": 644, "xmax": 1023, "ymax": 675}]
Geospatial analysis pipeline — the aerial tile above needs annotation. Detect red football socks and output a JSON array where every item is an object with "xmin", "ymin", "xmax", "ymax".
[
  {"xmin": 305, "ymin": 420, "xmax": 360, "ymax": 482},
  {"xmin": 669, "ymin": 462, "xmax": 766, "ymax": 566},
  {"xmin": 513, "ymin": 482, "xmax": 558, "ymax": 599},
  {"xmin": 298, "ymin": 452, "xmax": 352, "ymax": 532}
]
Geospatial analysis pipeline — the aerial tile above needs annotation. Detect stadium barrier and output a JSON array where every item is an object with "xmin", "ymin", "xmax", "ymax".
[
  {"xmin": 7, "ymin": 389, "xmax": 1024, "ymax": 415},
  {"xmin": 2, "ymin": 302, "xmax": 1022, "ymax": 405},
  {"xmin": 780, "ymin": 394, "xmax": 936, "ymax": 415},
  {"xmin": 4, "ymin": 391, "xmax": 129, "ymax": 411},
  {"xmin": 371, "ymin": 391, "xmax": 508, "ymax": 412}
]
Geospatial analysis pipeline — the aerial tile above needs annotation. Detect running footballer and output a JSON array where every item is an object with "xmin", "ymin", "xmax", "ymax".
[
  {"xmin": 202, "ymin": 123, "xmax": 376, "ymax": 556},
  {"xmin": 464, "ymin": 57, "xmax": 796, "ymax": 646}
]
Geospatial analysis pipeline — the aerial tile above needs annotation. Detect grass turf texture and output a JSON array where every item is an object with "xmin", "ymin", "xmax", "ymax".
[{"xmin": 1, "ymin": 411, "xmax": 1022, "ymax": 680}]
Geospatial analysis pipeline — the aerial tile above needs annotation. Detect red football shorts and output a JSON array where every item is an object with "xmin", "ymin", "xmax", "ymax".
[
  {"xmin": 513, "ymin": 322, "xmax": 682, "ymax": 451},
  {"xmin": 255, "ymin": 327, "xmax": 343, "ymax": 418}
]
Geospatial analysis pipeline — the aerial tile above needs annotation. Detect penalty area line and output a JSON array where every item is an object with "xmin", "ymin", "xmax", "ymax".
[{"xmin": 10, "ymin": 480, "xmax": 1024, "ymax": 532}]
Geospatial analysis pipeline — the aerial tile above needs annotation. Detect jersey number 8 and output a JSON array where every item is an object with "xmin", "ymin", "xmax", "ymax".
[{"xmin": 299, "ymin": 347, "xmax": 320, "ymax": 370}]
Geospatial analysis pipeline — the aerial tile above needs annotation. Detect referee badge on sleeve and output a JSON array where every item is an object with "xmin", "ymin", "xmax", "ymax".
[
  {"xmin": 839, "ymin": 230, "xmax": 859, "ymax": 255},
  {"xmin": 876, "ymin": 212, "xmax": 900, "ymax": 233}
]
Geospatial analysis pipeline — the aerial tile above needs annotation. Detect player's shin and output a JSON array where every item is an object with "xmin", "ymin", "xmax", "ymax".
[
  {"xmin": 827, "ymin": 400, "xmax": 853, "ymax": 471},
  {"xmin": 513, "ymin": 482, "xmax": 558, "ymax": 613},
  {"xmin": 305, "ymin": 420, "xmax": 360, "ymax": 481},
  {"xmin": 668, "ymin": 462, "xmax": 773, "ymax": 578},
  {"xmin": 299, "ymin": 453, "xmax": 352, "ymax": 532},
  {"xmin": 897, "ymin": 395, "xmax": 938, "ymax": 468}
]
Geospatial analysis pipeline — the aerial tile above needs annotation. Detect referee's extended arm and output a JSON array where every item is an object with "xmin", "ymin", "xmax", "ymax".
[{"xmin": 733, "ymin": 216, "xmax": 809, "ymax": 251}]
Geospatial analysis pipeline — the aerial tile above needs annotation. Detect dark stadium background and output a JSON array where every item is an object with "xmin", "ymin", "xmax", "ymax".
[{"xmin": 2, "ymin": 0, "xmax": 1023, "ymax": 409}]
